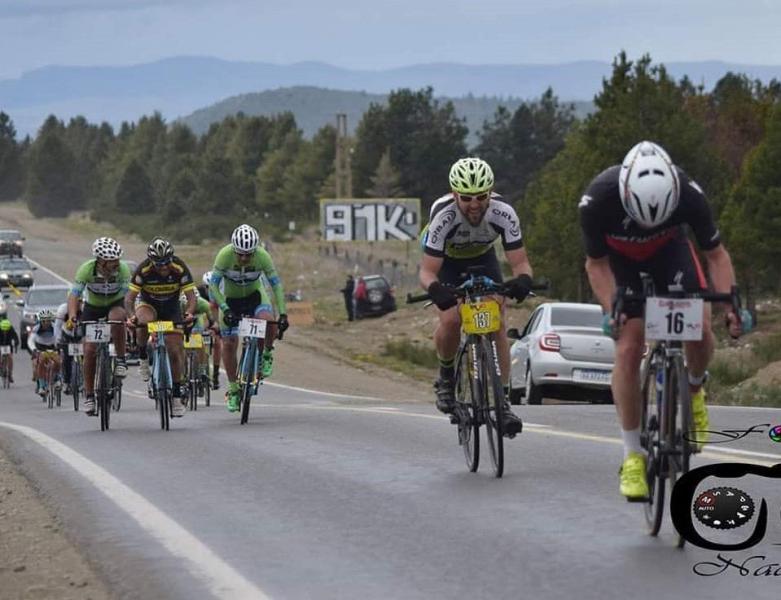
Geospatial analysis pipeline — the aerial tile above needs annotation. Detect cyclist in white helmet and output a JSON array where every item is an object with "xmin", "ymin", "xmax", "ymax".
[
  {"xmin": 197, "ymin": 271, "xmax": 223, "ymax": 390},
  {"xmin": 209, "ymin": 224, "xmax": 288, "ymax": 412},
  {"xmin": 579, "ymin": 140, "xmax": 747, "ymax": 500},
  {"xmin": 68, "ymin": 237, "xmax": 131, "ymax": 416},
  {"xmin": 418, "ymin": 157, "xmax": 535, "ymax": 438}
]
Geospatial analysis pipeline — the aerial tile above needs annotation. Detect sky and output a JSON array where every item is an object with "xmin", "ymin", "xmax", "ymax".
[{"xmin": 1, "ymin": 0, "xmax": 780, "ymax": 79}]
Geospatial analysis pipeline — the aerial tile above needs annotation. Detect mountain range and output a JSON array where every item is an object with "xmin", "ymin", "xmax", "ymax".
[{"xmin": 2, "ymin": 56, "xmax": 780, "ymax": 138}]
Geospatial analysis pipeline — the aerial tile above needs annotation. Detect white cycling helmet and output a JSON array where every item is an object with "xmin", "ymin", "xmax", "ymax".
[
  {"xmin": 92, "ymin": 237, "xmax": 123, "ymax": 260},
  {"xmin": 37, "ymin": 309, "xmax": 55, "ymax": 322},
  {"xmin": 449, "ymin": 157, "xmax": 494, "ymax": 195},
  {"xmin": 618, "ymin": 141, "xmax": 680, "ymax": 229},
  {"xmin": 231, "ymin": 224, "xmax": 259, "ymax": 254},
  {"xmin": 202, "ymin": 271, "xmax": 213, "ymax": 286}
]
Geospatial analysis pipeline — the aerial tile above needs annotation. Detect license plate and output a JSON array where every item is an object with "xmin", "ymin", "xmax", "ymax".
[{"xmin": 572, "ymin": 368, "xmax": 611, "ymax": 384}]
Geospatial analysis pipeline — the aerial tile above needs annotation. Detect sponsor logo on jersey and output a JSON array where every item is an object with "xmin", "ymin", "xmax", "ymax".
[
  {"xmin": 491, "ymin": 207, "xmax": 520, "ymax": 237},
  {"xmin": 578, "ymin": 195, "xmax": 592, "ymax": 208},
  {"xmin": 429, "ymin": 209, "xmax": 456, "ymax": 244}
]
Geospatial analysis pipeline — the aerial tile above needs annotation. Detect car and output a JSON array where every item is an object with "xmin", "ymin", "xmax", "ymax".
[
  {"xmin": 508, "ymin": 302, "xmax": 615, "ymax": 405},
  {"xmin": 17, "ymin": 284, "xmax": 69, "ymax": 349},
  {"xmin": 0, "ymin": 230, "xmax": 24, "ymax": 257},
  {"xmin": 0, "ymin": 257, "xmax": 36, "ymax": 289},
  {"xmin": 354, "ymin": 275, "xmax": 397, "ymax": 319}
]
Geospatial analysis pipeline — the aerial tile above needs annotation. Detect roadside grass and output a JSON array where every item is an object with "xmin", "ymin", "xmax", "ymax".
[
  {"xmin": 717, "ymin": 383, "xmax": 781, "ymax": 408},
  {"xmin": 383, "ymin": 339, "xmax": 439, "ymax": 370}
]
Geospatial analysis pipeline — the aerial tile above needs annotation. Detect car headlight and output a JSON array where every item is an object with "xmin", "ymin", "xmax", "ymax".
[{"xmin": 23, "ymin": 273, "xmax": 32, "ymax": 278}]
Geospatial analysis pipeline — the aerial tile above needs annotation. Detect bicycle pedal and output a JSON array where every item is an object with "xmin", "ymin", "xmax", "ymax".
[{"xmin": 449, "ymin": 414, "xmax": 460, "ymax": 425}]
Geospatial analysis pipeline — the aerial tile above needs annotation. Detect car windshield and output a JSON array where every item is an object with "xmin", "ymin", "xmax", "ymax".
[
  {"xmin": 364, "ymin": 278, "xmax": 387, "ymax": 290},
  {"xmin": 0, "ymin": 259, "xmax": 31, "ymax": 270},
  {"xmin": 27, "ymin": 289, "xmax": 67, "ymax": 306},
  {"xmin": 0, "ymin": 231, "xmax": 22, "ymax": 241},
  {"xmin": 550, "ymin": 306, "xmax": 603, "ymax": 328}
]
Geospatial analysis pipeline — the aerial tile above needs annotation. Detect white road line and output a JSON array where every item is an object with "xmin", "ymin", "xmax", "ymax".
[
  {"xmin": 25, "ymin": 257, "xmax": 71, "ymax": 286},
  {"xmin": 0, "ymin": 421, "xmax": 271, "ymax": 600}
]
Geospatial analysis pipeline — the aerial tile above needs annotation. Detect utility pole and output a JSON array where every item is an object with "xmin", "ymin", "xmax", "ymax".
[{"xmin": 335, "ymin": 113, "xmax": 353, "ymax": 199}]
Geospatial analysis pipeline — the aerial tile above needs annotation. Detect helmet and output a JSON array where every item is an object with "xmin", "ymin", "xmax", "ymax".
[
  {"xmin": 231, "ymin": 224, "xmax": 259, "ymax": 254},
  {"xmin": 147, "ymin": 237, "xmax": 174, "ymax": 263},
  {"xmin": 92, "ymin": 237, "xmax": 123, "ymax": 260},
  {"xmin": 179, "ymin": 289, "xmax": 200, "ymax": 305},
  {"xmin": 0, "ymin": 319, "xmax": 11, "ymax": 331},
  {"xmin": 37, "ymin": 309, "xmax": 55, "ymax": 322},
  {"xmin": 618, "ymin": 141, "xmax": 680, "ymax": 229},
  {"xmin": 449, "ymin": 158, "xmax": 494, "ymax": 195},
  {"xmin": 202, "ymin": 271, "xmax": 213, "ymax": 287}
]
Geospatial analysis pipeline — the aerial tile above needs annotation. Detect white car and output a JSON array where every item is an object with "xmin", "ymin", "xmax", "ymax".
[{"xmin": 508, "ymin": 302, "xmax": 614, "ymax": 404}]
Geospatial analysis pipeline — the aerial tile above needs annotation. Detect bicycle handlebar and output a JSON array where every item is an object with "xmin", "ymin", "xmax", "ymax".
[
  {"xmin": 407, "ymin": 276, "xmax": 549, "ymax": 305},
  {"xmin": 611, "ymin": 285, "xmax": 742, "ymax": 323}
]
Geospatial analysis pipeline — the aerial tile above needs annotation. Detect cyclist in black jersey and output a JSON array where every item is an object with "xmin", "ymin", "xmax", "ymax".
[
  {"xmin": 418, "ymin": 157, "xmax": 535, "ymax": 438},
  {"xmin": 579, "ymin": 141, "xmax": 745, "ymax": 500}
]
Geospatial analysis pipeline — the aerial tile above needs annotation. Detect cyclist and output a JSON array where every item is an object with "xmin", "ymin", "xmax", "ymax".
[
  {"xmin": 55, "ymin": 301, "xmax": 82, "ymax": 395},
  {"xmin": 209, "ymin": 224, "xmax": 289, "ymax": 413},
  {"xmin": 418, "ymin": 157, "xmax": 534, "ymax": 437},
  {"xmin": 199, "ymin": 271, "xmax": 222, "ymax": 390},
  {"xmin": 180, "ymin": 289, "xmax": 215, "ymax": 390},
  {"xmin": 0, "ymin": 318, "xmax": 19, "ymax": 383},
  {"xmin": 28, "ymin": 309, "xmax": 61, "ymax": 398},
  {"xmin": 125, "ymin": 237, "xmax": 196, "ymax": 418},
  {"xmin": 579, "ymin": 141, "xmax": 745, "ymax": 500},
  {"xmin": 68, "ymin": 237, "xmax": 131, "ymax": 416}
]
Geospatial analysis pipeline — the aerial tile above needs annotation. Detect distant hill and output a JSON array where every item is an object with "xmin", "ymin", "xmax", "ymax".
[
  {"xmin": 178, "ymin": 86, "xmax": 594, "ymax": 145},
  {"xmin": 2, "ymin": 56, "xmax": 780, "ymax": 137}
]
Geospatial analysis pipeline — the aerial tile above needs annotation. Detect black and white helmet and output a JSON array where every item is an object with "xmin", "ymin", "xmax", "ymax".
[
  {"xmin": 92, "ymin": 237, "xmax": 123, "ymax": 260},
  {"xmin": 147, "ymin": 237, "xmax": 174, "ymax": 262},
  {"xmin": 231, "ymin": 224, "xmax": 259, "ymax": 254},
  {"xmin": 202, "ymin": 271, "xmax": 213, "ymax": 286},
  {"xmin": 619, "ymin": 141, "xmax": 680, "ymax": 229}
]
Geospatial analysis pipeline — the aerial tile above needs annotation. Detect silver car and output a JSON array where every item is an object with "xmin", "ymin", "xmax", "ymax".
[{"xmin": 508, "ymin": 302, "xmax": 614, "ymax": 405}]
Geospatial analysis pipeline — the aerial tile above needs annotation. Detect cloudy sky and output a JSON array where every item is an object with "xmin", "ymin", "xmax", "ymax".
[{"xmin": 1, "ymin": 0, "xmax": 779, "ymax": 79}]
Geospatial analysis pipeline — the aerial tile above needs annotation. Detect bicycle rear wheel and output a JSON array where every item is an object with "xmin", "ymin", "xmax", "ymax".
[
  {"xmin": 641, "ymin": 353, "xmax": 664, "ymax": 535},
  {"xmin": 482, "ymin": 336, "xmax": 504, "ymax": 478},
  {"xmin": 455, "ymin": 341, "xmax": 479, "ymax": 472},
  {"xmin": 188, "ymin": 353, "xmax": 198, "ymax": 411}
]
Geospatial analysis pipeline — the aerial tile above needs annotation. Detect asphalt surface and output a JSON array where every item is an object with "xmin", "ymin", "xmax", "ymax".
[{"xmin": 3, "ymin": 264, "xmax": 781, "ymax": 599}]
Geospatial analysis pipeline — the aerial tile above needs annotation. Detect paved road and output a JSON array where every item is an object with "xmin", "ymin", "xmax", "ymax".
[{"xmin": 2, "ymin": 264, "xmax": 781, "ymax": 599}]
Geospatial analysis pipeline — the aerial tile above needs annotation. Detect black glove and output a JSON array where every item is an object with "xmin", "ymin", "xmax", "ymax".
[
  {"xmin": 427, "ymin": 281, "xmax": 458, "ymax": 311},
  {"xmin": 504, "ymin": 274, "xmax": 533, "ymax": 302},
  {"xmin": 223, "ymin": 309, "xmax": 239, "ymax": 327},
  {"xmin": 277, "ymin": 314, "xmax": 289, "ymax": 334}
]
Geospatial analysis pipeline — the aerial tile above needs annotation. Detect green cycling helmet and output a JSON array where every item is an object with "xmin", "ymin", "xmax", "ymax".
[
  {"xmin": 0, "ymin": 319, "xmax": 11, "ymax": 332},
  {"xmin": 449, "ymin": 157, "xmax": 494, "ymax": 195}
]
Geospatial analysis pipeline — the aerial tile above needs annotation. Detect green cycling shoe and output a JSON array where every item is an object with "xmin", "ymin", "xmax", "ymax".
[
  {"xmin": 225, "ymin": 383, "xmax": 240, "ymax": 413},
  {"xmin": 261, "ymin": 349, "xmax": 273, "ymax": 379},
  {"xmin": 619, "ymin": 451, "xmax": 649, "ymax": 500}
]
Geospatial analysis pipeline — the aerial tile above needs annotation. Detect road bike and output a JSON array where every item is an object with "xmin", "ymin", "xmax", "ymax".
[
  {"xmin": 408, "ymin": 270, "xmax": 545, "ymax": 477},
  {"xmin": 184, "ymin": 331, "xmax": 209, "ymax": 411},
  {"xmin": 81, "ymin": 319, "xmax": 124, "ymax": 431},
  {"xmin": 0, "ymin": 345, "xmax": 12, "ymax": 389},
  {"xmin": 612, "ymin": 278, "xmax": 744, "ymax": 547},
  {"xmin": 68, "ymin": 341, "xmax": 84, "ymax": 411},
  {"xmin": 235, "ymin": 317, "xmax": 281, "ymax": 425},
  {"xmin": 38, "ymin": 349, "xmax": 62, "ymax": 409},
  {"xmin": 147, "ymin": 320, "xmax": 187, "ymax": 431}
]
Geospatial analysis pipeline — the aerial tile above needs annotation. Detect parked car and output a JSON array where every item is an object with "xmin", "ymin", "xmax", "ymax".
[
  {"xmin": 17, "ymin": 284, "xmax": 69, "ymax": 349},
  {"xmin": 508, "ymin": 302, "xmax": 614, "ymax": 405},
  {"xmin": 354, "ymin": 275, "xmax": 397, "ymax": 319},
  {"xmin": 0, "ymin": 230, "xmax": 24, "ymax": 257},
  {"xmin": 0, "ymin": 257, "xmax": 36, "ymax": 289}
]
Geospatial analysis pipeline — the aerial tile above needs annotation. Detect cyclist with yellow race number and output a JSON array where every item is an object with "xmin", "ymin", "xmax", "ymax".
[{"xmin": 418, "ymin": 157, "xmax": 534, "ymax": 438}]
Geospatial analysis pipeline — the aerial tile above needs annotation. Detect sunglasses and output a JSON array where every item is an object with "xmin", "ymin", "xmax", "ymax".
[
  {"xmin": 458, "ymin": 192, "xmax": 490, "ymax": 203},
  {"xmin": 152, "ymin": 258, "xmax": 173, "ymax": 267}
]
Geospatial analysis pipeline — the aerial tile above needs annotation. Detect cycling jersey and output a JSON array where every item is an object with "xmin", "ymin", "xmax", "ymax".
[
  {"xmin": 71, "ymin": 260, "xmax": 132, "ymax": 307},
  {"xmin": 129, "ymin": 257, "xmax": 196, "ymax": 304},
  {"xmin": 579, "ymin": 165, "xmax": 721, "ymax": 262},
  {"xmin": 28, "ymin": 323, "xmax": 57, "ymax": 352},
  {"xmin": 180, "ymin": 296, "xmax": 212, "ymax": 332},
  {"xmin": 209, "ymin": 244, "xmax": 286, "ymax": 314},
  {"xmin": 421, "ymin": 193, "xmax": 524, "ymax": 259},
  {"xmin": 0, "ymin": 327, "xmax": 19, "ymax": 350}
]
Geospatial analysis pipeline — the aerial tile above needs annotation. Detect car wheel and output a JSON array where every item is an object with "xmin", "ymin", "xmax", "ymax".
[
  {"xmin": 508, "ymin": 383, "xmax": 523, "ymax": 405},
  {"xmin": 524, "ymin": 362, "xmax": 543, "ymax": 405}
]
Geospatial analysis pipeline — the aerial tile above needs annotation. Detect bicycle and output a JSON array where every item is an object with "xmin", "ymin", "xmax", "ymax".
[
  {"xmin": 611, "ymin": 278, "xmax": 744, "ymax": 547},
  {"xmin": 0, "ymin": 345, "xmax": 11, "ymax": 389},
  {"xmin": 37, "ymin": 349, "xmax": 61, "ymax": 409},
  {"xmin": 234, "ymin": 317, "xmax": 281, "ymax": 425},
  {"xmin": 68, "ymin": 341, "xmax": 84, "ymax": 411},
  {"xmin": 407, "ymin": 270, "xmax": 546, "ymax": 477},
  {"xmin": 183, "ymin": 331, "xmax": 208, "ymax": 411},
  {"xmin": 81, "ymin": 319, "xmax": 124, "ymax": 431},
  {"xmin": 147, "ymin": 320, "xmax": 186, "ymax": 431},
  {"xmin": 202, "ymin": 331, "xmax": 213, "ymax": 407}
]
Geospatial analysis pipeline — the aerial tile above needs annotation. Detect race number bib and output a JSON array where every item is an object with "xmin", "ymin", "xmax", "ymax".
[
  {"xmin": 239, "ymin": 318, "xmax": 267, "ymax": 339},
  {"xmin": 84, "ymin": 323, "xmax": 111, "ymax": 343},
  {"xmin": 68, "ymin": 343, "xmax": 84, "ymax": 356},
  {"xmin": 0, "ymin": 345, "xmax": 11, "ymax": 355},
  {"xmin": 184, "ymin": 333, "xmax": 203, "ymax": 349},
  {"xmin": 645, "ymin": 298, "xmax": 704, "ymax": 341},
  {"xmin": 148, "ymin": 321, "xmax": 174, "ymax": 334},
  {"xmin": 460, "ymin": 299, "xmax": 502, "ymax": 335}
]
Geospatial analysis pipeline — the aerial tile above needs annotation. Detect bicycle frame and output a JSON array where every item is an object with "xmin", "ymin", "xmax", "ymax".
[{"xmin": 149, "ymin": 321, "xmax": 176, "ymax": 431}]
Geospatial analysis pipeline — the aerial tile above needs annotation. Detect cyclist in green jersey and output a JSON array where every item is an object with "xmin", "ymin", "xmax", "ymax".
[
  {"xmin": 67, "ymin": 237, "xmax": 130, "ymax": 416},
  {"xmin": 209, "ymin": 224, "xmax": 289, "ymax": 412},
  {"xmin": 180, "ymin": 289, "xmax": 216, "ymax": 383}
]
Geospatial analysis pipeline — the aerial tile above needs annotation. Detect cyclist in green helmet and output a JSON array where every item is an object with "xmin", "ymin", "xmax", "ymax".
[{"xmin": 0, "ymin": 318, "xmax": 19, "ymax": 384}]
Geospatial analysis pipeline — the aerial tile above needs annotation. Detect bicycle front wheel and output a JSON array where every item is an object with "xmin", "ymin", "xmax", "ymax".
[
  {"xmin": 96, "ymin": 349, "xmax": 111, "ymax": 431},
  {"xmin": 72, "ymin": 360, "xmax": 81, "ymax": 411},
  {"xmin": 455, "ymin": 341, "xmax": 479, "ymax": 472},
  {"xmin": 482, "ymin": 336, "xmax": 504, "ymax": 478},
  {"xmin": 641, "ymin": 354, "xmax": 664, "ymax": 535},
  {"xmin": 239, "ymin": 342, "xmax": 258, "ymax": 425},
  {"xmin": 672, "ymin": 357, "xmax": 692, "ymax": 548}
]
